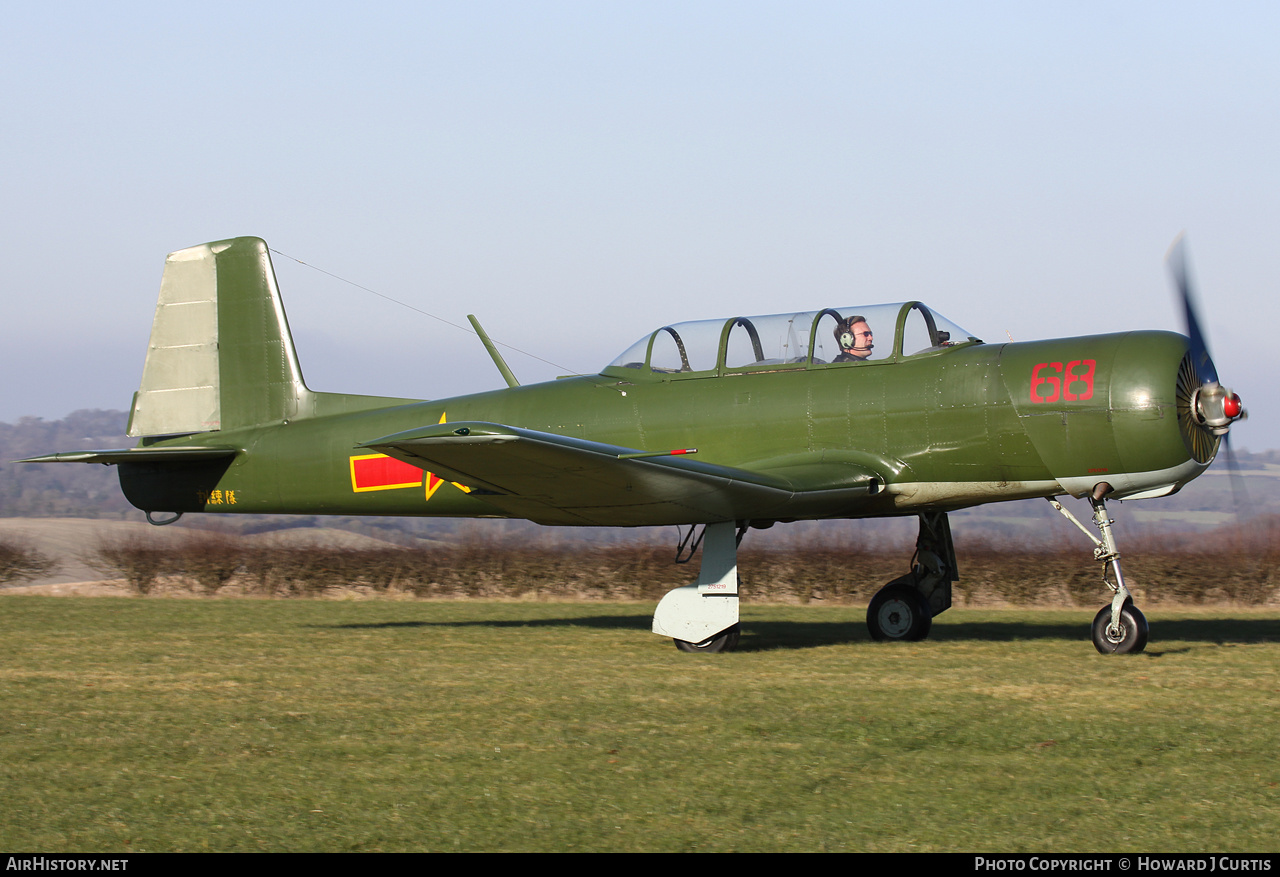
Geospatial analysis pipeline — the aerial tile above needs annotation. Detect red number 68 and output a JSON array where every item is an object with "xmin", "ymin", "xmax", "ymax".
[{"xmin": 1031, "ymin": 359, "xmax": 1095, "ymax": 403}]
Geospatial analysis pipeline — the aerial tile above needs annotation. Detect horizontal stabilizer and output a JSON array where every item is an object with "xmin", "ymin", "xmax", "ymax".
[
  {"xmin": 16, "ymin": 446, "xmax": 240, "ymax": 465},
  {"xmin": 359, "ymin": 421, "xmax": 881, "ymax": 526}
]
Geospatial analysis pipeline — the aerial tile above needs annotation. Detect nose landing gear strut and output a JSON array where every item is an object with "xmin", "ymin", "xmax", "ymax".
[{"xmin": 1049, "ymin": 483, "xmax": 1149, "ymax": 655}]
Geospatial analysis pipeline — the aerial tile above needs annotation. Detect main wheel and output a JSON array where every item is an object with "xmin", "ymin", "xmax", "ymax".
[
  {"xmin": 673, "ymin": 624, "xmax": 741, "ymax": 653},
  {"xmin": 1091, "ymin": 602, "xmax": 1149, "ymax": 654},
  {"xmin": 867, "ymin": 583, "xmax": 933, "ymax": 642}
]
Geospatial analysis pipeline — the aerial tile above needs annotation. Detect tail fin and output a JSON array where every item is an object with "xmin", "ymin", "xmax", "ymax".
[{"xmin": 127, "ymin": 237, "xmax": 312, "ymax": 437}]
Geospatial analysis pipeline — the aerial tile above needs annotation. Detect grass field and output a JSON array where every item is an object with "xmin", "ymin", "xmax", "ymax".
[{"xmin": 1, "ymin": 597, "xmax": 1277, "ymax": 852}]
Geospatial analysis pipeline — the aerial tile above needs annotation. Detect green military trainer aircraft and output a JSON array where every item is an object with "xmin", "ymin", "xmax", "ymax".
[{"xmin": 22, "ymin": 236, "xmax": 1245, "ymax": 654}]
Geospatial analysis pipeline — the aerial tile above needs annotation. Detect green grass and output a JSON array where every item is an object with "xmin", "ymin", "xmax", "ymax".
[{"xmin": 1, "ymin": 597, "xmax": 1277, "ymax": 852}]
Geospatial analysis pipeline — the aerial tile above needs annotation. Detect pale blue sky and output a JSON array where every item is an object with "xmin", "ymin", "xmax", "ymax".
[{"xmin": 2, "ymin": 2, "xmax": 1275, "ymax": 446}]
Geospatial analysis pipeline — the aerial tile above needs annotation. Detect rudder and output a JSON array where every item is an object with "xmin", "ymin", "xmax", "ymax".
[{"xmin": 127, "ymin": 236, "xmax": 311, "ymax": 437}]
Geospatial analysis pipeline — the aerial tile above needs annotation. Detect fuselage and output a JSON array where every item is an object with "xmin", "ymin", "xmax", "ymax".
[{"xmin": 117, "ymin": 327, "xmax": 1208, "ymax": 525}]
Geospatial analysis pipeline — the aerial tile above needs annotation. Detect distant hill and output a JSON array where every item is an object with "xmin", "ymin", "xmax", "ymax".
[{"xmin": 0, "ymin": 410, "xmax": 134, "ymax": 518}]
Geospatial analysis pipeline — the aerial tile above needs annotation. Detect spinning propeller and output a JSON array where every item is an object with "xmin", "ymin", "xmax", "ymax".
[{"xmin": 1166, "ymin": 235, "xmax": 1247, "ymax": 484}]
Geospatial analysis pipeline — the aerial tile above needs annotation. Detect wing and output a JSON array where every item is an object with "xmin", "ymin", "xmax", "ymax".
[{"xmin": 359, "ymin": 421, "xmax": 883, "ymax": 526}]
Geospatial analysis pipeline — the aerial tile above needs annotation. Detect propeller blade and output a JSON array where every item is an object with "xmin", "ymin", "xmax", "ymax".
[
  {"xmin": 1166, "ymin": 234, "xmax": 1218, "ymax": 385},
  {"xmin": 1221, "ymin": 432, "xmax": 1254, "ymax": 527}
]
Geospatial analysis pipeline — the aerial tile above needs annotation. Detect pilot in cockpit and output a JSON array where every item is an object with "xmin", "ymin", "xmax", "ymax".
[{"xmin": 833, "ymin": 316, "xmax": 874, "ymax": 362}]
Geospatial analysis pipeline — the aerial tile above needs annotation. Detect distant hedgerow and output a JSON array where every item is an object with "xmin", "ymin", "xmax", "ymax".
[
  {"xmin": 0, "ymin": 538, "xmax": 58, "ymax": 585},
  {"xmin": 75, "ymin": 524, "xmax": 1280, "ymax": 607}
]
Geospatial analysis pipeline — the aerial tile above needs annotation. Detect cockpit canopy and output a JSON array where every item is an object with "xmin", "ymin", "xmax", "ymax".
[{"xmin": 604, "ymin": 302, "xmax": 979, "ymax": 378}]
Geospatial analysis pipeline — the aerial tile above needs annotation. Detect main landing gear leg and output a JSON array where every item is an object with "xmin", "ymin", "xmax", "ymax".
[
  {"xmin": 1048, "ymin": 484, "xmax": 1149, "ymax": 655},
  {"xmin": 866, "ymin": 511, "xmax": 956, "ymax": 642},
  {"xmin": 652, "ymin": 521, "xmax": 743, "ymax": 653}
]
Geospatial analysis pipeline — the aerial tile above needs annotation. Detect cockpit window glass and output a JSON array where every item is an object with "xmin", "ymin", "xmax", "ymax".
[
  {"xmin": 810, "ymin": 310, "xmax": 843, "ymax": 364},
  {"xmin": 722, "ymin": 314, "xmax": 811, "ymax": 369},
  {"xmin": 809, "ymin": 303, "xmax": 903, "ymax": 363},
  {"xmin": 649, "ymin": 327, "xmax": 691, "ymax": 373},
  {"xmin": 609, "ymin": 335, "xmax": 651, "ymax": 371},
  {"xmin": 902, "ymin": 307, "xmax": 935, "ymax": 357},
  {"xmin": 931, "ymin": 311, "xmax": 977, "ymax": 347},
  {"xmin": 724, "ymin": 319, "xmax": 765, "ymax": 369},
  {"xmin": 604, "ymin": 303, "xmax": 979, "ymax": 375},
  {"xmin": 668, "ymin": 321, "xmax": 722, "ymax": 372},
  {"xmin": 900, "ymin": 304, "xmax": 978, "ymax": 357}
]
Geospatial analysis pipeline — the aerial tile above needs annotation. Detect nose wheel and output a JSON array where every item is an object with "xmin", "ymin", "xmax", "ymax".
[{"xmin": 1090, "ymin": 600, "xmax": 1149, "ymax": 654}]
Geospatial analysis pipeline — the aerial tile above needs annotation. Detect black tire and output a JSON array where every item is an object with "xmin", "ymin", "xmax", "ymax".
[
  {"xmin": 673, "ymin": 624, "xmax": 741, "ymax": 653},
  {"xmin": 1091, "ymin": 602, "xmax": 1149, "ymax": 654},
  {"xmin": 866, "ymin": 583, "xmax": 933, "ymax": 642}
]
